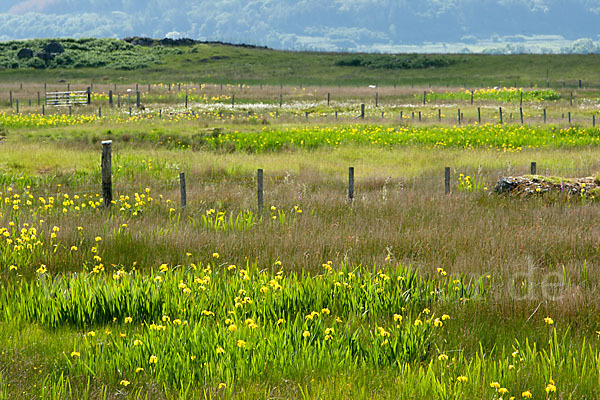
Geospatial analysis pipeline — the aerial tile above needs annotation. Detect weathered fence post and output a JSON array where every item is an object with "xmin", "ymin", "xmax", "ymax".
[
  {"xmin": 530, "ymin": 162, "xmax": 537, "ymax": 175},
  {"xmin": 438, "ymin": 109, "xmax": 441, "ymax": 122},
  {"xmin": 375, "ymin": 92, "xmax": 379, "ymax": 107},
  {"xmin": 87, "ymin": 87, "xmax": 91, "ymax": 105},
  {"xmin": 9, "ymin": 91, "xmax": 12, "ymax": 108},
  {"xmin": 499, "ymin": 107, "xmax": 503, "ymax": 124},
  {"xmin": 279, "ymin": 93, "xmax": 282, "ymax": 108},
  {"xmin": 470, "ymin": 91, "xmax": 474, "ymax": 105},
  {"xmin": 99, "ymin": 107, "xmax": 102, "ymax": 118},
  {"xmin": 570, "ymin": 92, "xmax": 573, "ymax": 106},
  {"xmin": 102, "ymin": 140, "xmax": 112, "ymax": 207},
  {"xmin": 423, "ymin": 91, "xmax": 427, "ymax": 105},
  {"xmin": 543, "ymin": 109, "xmax": 547, "ymax": 123},
  {"xmin": 477, "ymin": 107, "xmax": 481, "ymax": 124},
  {"xmin": 232, "ymin": 94, "xmax": 235, "ymax": 108},
  {"xmin": 457, "ymin": 108, "xmax": 461, "ymax": 125},
  {"xmin": 418, "ymin": 111, "xmax": 421, "ymax": 121},
  {"xmin": 520, "ymin": 90, "xmax": 523, "ymax": 107},
  {"xmin": 15, "ymin": 100, "xmax": 19, "ymax": 114},
  {"xmin": 360, "ymin": 104, "xmax": 365, "ymax": 119},
  {"xmin": 445, "ymin": 167, "xmax": 450, "ymax": 195},
  {"xmin": 42, "ymin": 104, "xmax": 45, "ymax": 115},
  {"xmin": 136, "ymin": 91, "xmax": 141, "ymax": 108},
  {"xmin": 348, "ymin": 167, "xmax": 354, "ymax": 203},
  {"xmin": 327, "ymin": 92, "xmax": 330, "ymax": 106},
  {"xmin": 185, "ymin": 94, "xmax": 188, "ymax": 108},
  {"xmin": 520, "ymin": 107, "xmax": 524, "ymax": 124},
  {"xmin": 109, "ymin": 90, "xmax": 113, "ymax": 107},
  {"xmin": 257, "ymin": 169, "xmax": 263, "ymax": 213},
  {"xmin": 179, "ymin": 172, "xmax": 186, "ymax": 208},
  {"xmin": 568, "ymin": 112, "xmax": 571, "ymax": 124}
]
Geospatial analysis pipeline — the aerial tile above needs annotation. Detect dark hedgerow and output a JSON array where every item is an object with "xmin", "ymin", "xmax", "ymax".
[{"xmin": 334, "ymin": 54, "xmax": 461, "ymax": 69}]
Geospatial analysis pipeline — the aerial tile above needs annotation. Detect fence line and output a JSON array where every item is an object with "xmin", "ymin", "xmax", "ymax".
[{"xmin": 2, "ymin": 160, "xmax": 599, "ymax": 211}]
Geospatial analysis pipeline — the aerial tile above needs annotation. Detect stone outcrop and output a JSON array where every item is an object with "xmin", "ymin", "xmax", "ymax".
[{"xmin": 495, "ymin": 175, "xmax": 599, "ymax": 196}]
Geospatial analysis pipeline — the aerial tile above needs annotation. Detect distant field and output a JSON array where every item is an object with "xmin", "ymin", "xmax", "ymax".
[{"xmin": 1, "ymin": 38, "xmax": 600, "ymax": 87}]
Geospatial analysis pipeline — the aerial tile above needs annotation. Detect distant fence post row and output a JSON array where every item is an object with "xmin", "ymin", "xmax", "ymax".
[{"xmin": 5, "ymin": 88, "xmax": 598, "ymax": 126}]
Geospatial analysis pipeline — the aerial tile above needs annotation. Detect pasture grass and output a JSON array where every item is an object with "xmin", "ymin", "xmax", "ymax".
[{"xmin": 0, "ymin": 68, "xmax": 600, "ymax": 398}]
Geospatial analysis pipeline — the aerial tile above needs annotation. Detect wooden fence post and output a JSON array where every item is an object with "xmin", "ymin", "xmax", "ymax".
[
  {"xmin": 570, "ymin": 92, "xmax": 573, "ymax": 106},
  {"xmin": 477, "ymin": 107, "xmax": 481, "ymax": 124},
  {"xmin": 232, "ymin": 94, "xmax": 235, "ymax": 108},
  {"xmin": 423, "ymin": 91, "xmax": 427, "ymax": 105},
  {"xmin": 15, "ymin": 100, "xmax": 19, "ymax": 114},
  {"xmin": 360, "ymin": 104, "xmax": 365, "ymax": 119},
  {"xmin": 257, "ymin": 169, "xmax": 263, "ymax": 213},
  {"xmin": 9, "ymin": 91, "xmax": 12, "ymax": 108},
  {"xmin": 568, "ymin": 112, "xmax": 571, "ymax": 124},
  {"xmin": 520, "ymin": 107, "xmax": 524, "ymax": 124},
  {"xmin": 438, "ymin": 109, "xmax": 441, "ymax": 122},
  {"xmin": 348, "ymin": 167, "xmax": 354, "ymax": 203},
  {"xmin": 375, "ymin": 92, "xmax": 378, "ymax": 107},
  {"xmin": 87, "ymin": 87, "xmax": 91, "ymax": 105},
  {"xmin": 543, "ymin": 109, "xmax": 547, "ymax": 123},
  {"xmin": 99, "ymin": 107, "xmax": 102, "ymax": 118},
  {"xmin": 179, "ymin": 172, "xmax": 186, "ymax": 208},
  {"xmin": 530, "ymin": 162, "xmax": 537, "ymax": 175},
  {"xmin": 499, "ymin": 107, "xmax": 503, "ymax": 124},
  {"xmin": 42, "ymin": 104, "xmax": 45, "ymax": 115},
  {"xmin": 102, "ymin": 140, "xmax": 112, "ymax": 207},
  {"xmin": 470, "ymin": 91, "xmax": 474, "ymax": 105},
  {"xmin": 520, "ymin": 90, "xmax": 523, "ymax": 107},
  {"xmin": 327, "ymin": 92, "xmax": 330, "ymax": 106},
  {"xmin": 109, "ymin": 90, "xmax": 113, "ymax": 107},
  {"xmin": 445, "ymin": 167, "xmax": 450, "ymax": 195},
  {"xmin": 457, "ymin": 108, "xmax": 461, "ymax": 125},
  {"xmin": 594, "ymin": 115, "xmax": 596, "ymax": 128},
  {"xmin": 37, "ymin": 92, "xmax": 40, "ymax": 106},
  {"xmin": 136, "ymin": 91, "xmax": 141, "ymax": 108},
  {"xmin": 185, "ymin": 94, "xmax": 188, "ymax": 108}
]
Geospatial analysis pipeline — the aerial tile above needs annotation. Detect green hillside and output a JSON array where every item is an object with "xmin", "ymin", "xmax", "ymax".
[{"xmin": 0, "ymin": 38, "xmax": 599, "ymax": 87}]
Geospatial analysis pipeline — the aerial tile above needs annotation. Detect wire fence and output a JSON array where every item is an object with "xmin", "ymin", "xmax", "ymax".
[{"xmin": 3, "ymin": 156, "xmax": 597, "ymax": 215}]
